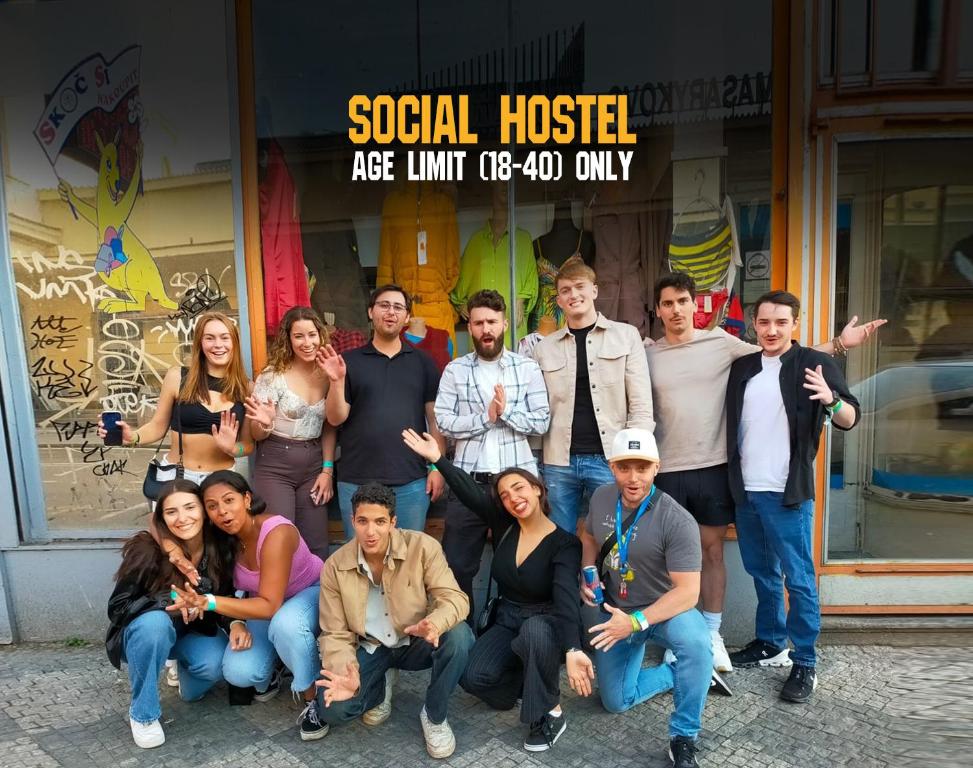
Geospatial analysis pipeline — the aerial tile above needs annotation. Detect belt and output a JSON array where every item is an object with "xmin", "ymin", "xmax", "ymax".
[{"xmin": 470, "ymin": 472, "xmax": 495, "ymax": 484}]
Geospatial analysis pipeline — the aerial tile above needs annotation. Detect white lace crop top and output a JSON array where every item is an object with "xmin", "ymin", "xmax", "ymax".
[{"xmin": 252, "ymin": 370, "xmax": 326, "ymax": 440}]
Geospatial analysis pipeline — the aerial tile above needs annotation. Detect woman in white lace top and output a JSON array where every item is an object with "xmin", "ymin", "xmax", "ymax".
[{"xmin": 246, "ymin": 307, "xmax": 336, "ymax": 557}]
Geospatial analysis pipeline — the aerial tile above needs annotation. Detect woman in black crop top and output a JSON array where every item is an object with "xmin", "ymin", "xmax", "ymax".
[
  {"xmin": 98, "ymin": 311, "xmax": 254, "ymax": 577},
  {"xmin": 403, "ymin": 428, "xmax": 594, "ymax": 753}
]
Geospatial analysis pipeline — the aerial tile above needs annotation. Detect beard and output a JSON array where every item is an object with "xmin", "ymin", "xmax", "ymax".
[{"xmin": 473, "ymin": 334, "xmax": 503, "ymax": 360}]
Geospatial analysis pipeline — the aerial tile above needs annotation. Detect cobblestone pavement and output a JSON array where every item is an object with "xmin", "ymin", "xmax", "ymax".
[{"xmin": 0, "ymin": 643, "xmax": 967, "ymax": 767}]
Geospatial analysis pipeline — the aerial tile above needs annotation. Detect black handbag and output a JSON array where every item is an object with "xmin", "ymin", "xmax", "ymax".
[
  {"xmin": 475, "ymin": 525, "xmax": 513, "ymax": 636},
  {"xmin": 142, "ymin": 402, "xmax": 184, "ymax": 500}
]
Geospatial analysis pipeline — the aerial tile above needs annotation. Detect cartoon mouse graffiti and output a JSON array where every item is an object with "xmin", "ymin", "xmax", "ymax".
[{"xmin": 58, "ymin": 129, "xmax": 177, "ymax": 312}]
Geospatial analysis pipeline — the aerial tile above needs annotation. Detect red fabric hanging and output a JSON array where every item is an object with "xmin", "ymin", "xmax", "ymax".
[
  {"xmin": 259, "ymin": 142, "xmax": 310, "ymax": 336},
  {"xmin": 401, "ymin": 326, "xmax": 451, "ymax": 374}
]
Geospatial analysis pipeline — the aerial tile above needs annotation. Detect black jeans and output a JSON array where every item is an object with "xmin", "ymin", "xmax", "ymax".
[
  {"xmin": 442, "ymin": 488, "xmax": 490, "ymax": 623},
  {"xmin": 460, "ymin": 600, "xmax": 562, "ymax": 724}
]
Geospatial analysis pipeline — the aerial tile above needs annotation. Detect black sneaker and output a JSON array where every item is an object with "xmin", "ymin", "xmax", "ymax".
[
  {"xmin": 728, "ymin": 639, "xmax": 792, "ymax": 669},
  {"xmin": 253, "ymin": 667, "xmax": 282, "ymax": 702},
  {"xmin": 668, "ymin": 736, "xmax": 699, "ymax": 768},
  {"xmin": 524, "ymin": 712, "xmax": 566, "ymax": 752},
  {"xmin": 708, "ymin": 669, "xmax": 733, "ymax": 696},
  {"xmin": 297, "ymin": 700, "xmax": 329, "ymax": 741},
  {"xmin": 779, "ymin": 663, "xmax": 817, "ymax": 703}
]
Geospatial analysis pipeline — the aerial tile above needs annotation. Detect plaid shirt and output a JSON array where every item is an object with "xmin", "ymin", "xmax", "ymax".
[{"xmin": 435, "ymin": 349, "xmax": 550, "ymax": 473}]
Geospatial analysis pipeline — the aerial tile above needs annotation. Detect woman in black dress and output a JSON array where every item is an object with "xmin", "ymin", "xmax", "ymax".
[{"xmin": 402, "ymin": 429, "xmax": 595, "ymax": 753}]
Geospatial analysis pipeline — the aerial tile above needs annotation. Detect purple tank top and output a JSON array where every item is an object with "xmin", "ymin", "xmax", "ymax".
[{"xmin": 233, "ymin": 515, "xmax": 323, "ymax": 599}]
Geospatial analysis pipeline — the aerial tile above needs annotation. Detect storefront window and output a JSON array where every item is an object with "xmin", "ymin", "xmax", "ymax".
[
  {"xmin": 0, "ymin": 2, "xmax": 239, "ymax": 533},
  {"xmin": 827, "ymin": 139, "xmax": 973, "ymax": 562}
]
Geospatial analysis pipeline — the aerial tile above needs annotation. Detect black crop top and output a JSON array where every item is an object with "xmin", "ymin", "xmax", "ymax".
[{"xmin": 170, "ymin": 368, "xmax": 245, "ymax": 435}]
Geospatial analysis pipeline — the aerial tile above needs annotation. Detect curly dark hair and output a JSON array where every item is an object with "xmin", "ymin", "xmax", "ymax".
[
  {"xmin": 200, "ymin": 470, "xmax": 268, "ymax": 515},
  {"xmin": 265, "ymin": 306, "xmax": 330, "ymax": 374},
  {"xmin": 467, "ymin": 289, "xmax": 506, "ymax": 315},
  {"xmin": 654, "ymin": 272, "xmax": 697, "ymax": 307},
  {"xmin": 351, "ymin": 481, "xmax": 397, "ymax": 517}
]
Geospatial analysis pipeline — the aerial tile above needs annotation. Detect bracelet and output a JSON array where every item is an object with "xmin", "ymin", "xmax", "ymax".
[
  {"xmin": 629, "ymin": 614, "xmax": 641, "ymax": 632},
  {"xmin": 229, "ymin": 619, "xmax": 246, "ymax": 628},
  {"xmin": 126, "ymin": 431, "xmax": 141, "ymax": 448},
  {"xmin": 234, "ymin": 442, "xmax": 245, "ymax": 458},
  {"xmin": 205, "ymin": 593, "xmax": 217, "ymax": 611},
  {"xmin": 832, "ymin": 335, "xmax": 847, "ymax": 357},
  {"xmin": 826, "ymin": 399, "xmax": 843, "ymax": 415},
  {"xmin": 633, "ymin": 610, "xmax": 650, "ymax": 631},
  {"xmin": 322, "ymin": 460, "xmax": 334, "ymax": 469},
  {"xmin": 427, "ymin": 463, "xmax": 439, "ymax": 473}
]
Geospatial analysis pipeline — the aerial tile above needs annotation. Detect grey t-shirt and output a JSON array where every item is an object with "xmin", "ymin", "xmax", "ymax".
[{"xmin": 585, "ymin": 484, "xmax": 701, "ymax": 610}]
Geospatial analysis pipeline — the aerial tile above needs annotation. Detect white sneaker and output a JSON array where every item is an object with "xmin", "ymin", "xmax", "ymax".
[
  {"xmin": 711, "ymin": 631, "xmax": 733, "ymax": 673},
  {"xmin": 130, "ymin": 717, "xmax": 165, "ymax": 749},
  {"xmin": 362, "ymin": 668, "xmax": 397, "ymax": 726},
  {"xmin": 164, "ymin": 659, "xmax": 179, "ymax": 688},
  {"xmin": 663, "ymin": 649, "xmax": 677, "ymax": 665},
  {"xmin": 419, "ymin": 705, "xmax": 456, "ymax": 759}
]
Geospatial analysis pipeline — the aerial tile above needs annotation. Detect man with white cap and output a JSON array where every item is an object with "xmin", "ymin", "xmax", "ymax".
[{"xmin": 580, "ymin": 428, "xmax": 729, "ymax": 768}]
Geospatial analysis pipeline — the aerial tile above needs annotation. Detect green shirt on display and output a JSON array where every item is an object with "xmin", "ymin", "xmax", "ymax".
[{"xmin": 451, "ymin": 222, "xmax": 538, "ymax": 346}]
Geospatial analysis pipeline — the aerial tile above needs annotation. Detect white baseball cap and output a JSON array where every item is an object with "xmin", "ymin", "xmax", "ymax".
[{"xmin": 609, "ymin": 428, "xmax": 660, "ymax": 464}]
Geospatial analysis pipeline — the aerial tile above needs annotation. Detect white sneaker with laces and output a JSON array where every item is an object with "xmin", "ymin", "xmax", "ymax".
[
  {"xmin": 711, "ymin": 631, "xmax": 733, "ymax": 673},
  {"xmin": 164, "ymin": 659, "xmax": 179, "ymax": 688},
  {"xmin": 130, "ymin": 717, "xmax": 165, "ymax": 749},
  {"xmin": 419, "ymin": 705, "xmax": 456, "ymax": 758},
  {"xmin": 362, "ymin": 668, "xmax": 397, "ymax": 726}
]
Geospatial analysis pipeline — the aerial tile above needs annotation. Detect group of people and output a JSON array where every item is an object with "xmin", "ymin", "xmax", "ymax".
[{"xmin": 104, "ymin": 261, "xmax": 883, "ymax": 768}]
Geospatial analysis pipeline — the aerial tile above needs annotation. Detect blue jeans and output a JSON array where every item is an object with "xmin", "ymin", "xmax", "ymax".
[
  {"xmin": 317, "ymin": 622, "xmax": 473, "ymax": 725},
  {"xmin": 338, "ymin": 477, "xmax": 430, "ymax": 538},
  {"xmin": 595, "ymin": 608, "xmax": 711, "ymax": 739},
  {"xmin": 122, "ymin": 610, "xmax": 227, "ymax": 724},
  {"xmin": 222, "ymin": 584, "xmax": 321, "ymax": 693},
  {"xmin": 543, "ymin": 454, "xmax": 615, "ymax": 533},
  {"xmin": 735, "ymin": 492, "xmax": 819, "ymax": 667}
]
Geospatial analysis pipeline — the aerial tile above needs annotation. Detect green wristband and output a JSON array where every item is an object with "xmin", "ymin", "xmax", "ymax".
[
  {"xmin": 633, "ymin": 610, "xmax": 650, "ymax": 631},
  {"xmin": 427, "ymin": 463, "xmax": 439, "ymax": 473},
  {"xmin": 205, "ymin": 593, "xmax": 217, "ymax": 611},
  {"xmin": 322, "ymin": 460, "xmax": 334, "ymax": 469},
  {"xmin": 629, "ymin": 614, "xmax": 641, "ymax": 632}
]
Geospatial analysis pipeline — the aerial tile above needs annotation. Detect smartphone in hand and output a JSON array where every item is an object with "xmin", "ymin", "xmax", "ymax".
[{"xmin": 102, "ymin": 411, "xmax": 123, "ymax": 446}]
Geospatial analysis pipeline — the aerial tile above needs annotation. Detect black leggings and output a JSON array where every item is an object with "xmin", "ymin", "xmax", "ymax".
[{"xmin": 460, "ymin": 600, "xmax": 561, "ymax": 724}]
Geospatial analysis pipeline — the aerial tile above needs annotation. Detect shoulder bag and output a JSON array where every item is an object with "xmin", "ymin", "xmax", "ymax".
[{"xmin": 475, "ymin": 524, "xmax": 514, "ymax": 636}]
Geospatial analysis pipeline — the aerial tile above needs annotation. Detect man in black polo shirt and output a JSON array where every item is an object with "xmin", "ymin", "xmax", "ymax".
[{"xmin": 320, "ymin": 284, "xmax": 446, "ymax": 537}]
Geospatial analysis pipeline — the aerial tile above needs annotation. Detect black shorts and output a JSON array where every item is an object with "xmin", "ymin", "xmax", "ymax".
[{"xmin": 655, "ymin": 464, "xmax": 735, "ymax": 527}]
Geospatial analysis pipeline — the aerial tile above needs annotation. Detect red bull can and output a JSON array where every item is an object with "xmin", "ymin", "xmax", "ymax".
[{"xmin": 583, "ymin": 566, "xmax": 604, "ymax": 604}]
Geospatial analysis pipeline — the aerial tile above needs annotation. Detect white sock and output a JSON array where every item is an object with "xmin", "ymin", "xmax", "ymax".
[
  {"xmin": 549, "ymin": 707, "xmax": 562, "ymax": 717},
  {"xmin": 702, "ymin": 611, "xmax": 722, "ymax": 633}
]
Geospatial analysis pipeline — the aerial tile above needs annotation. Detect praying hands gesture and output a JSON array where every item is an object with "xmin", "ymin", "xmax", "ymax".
[
  {"xmin": 403, "ymin": 617, "xmax": 441, "ymax": 648},
  {"xmin": 487, "ymin": 384, "xmax": 506, "ymax": 423},
  {"xmin": 317, "ymin": 664, "xmax": 361, "ymax": 707}
]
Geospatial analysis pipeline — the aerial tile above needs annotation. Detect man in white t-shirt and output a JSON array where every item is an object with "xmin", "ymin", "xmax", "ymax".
[
  {"xmin": 434, "ymin": 289, "xmax": 550, "ymax": 617},
  {"xmin": 647, "ymin": 273, "xmax": 884, "ymax": 673}
]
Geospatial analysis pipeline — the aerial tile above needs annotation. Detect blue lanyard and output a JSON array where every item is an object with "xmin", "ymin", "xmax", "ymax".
[{"xmin": 614, "ymin": 487, "xmax": 655, "ymax": 570}]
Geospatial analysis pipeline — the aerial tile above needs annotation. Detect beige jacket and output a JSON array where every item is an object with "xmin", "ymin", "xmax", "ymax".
[
  {"xmin": 318, "ymin": 528, "xmax": 469, "ymax": 672},
  {"xmin": 533, "ymin": 313, "xmax": 654, "ymax": 466}
]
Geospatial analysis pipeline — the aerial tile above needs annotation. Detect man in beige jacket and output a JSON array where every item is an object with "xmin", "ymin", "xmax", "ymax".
[
  {"xmin": 533, "ymin": 259, "xmax": 654, "ymax": 532},
  {"xmin": 303, "ymin": 482, "xmax": 472, "ymax": 758}
]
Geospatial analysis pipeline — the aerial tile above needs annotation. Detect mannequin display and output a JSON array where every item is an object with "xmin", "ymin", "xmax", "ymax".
[
  {"xmin": 258, "ymin": 140, "xmax": 311, "ymax": 335},
  {"xmin": 530, "ymin": 199, "xmax": 596, "ymax": 331},
  {"xmin": 377, "ymin": 179, "xmax": 460, "ymax": 348},
  {"xmin": 304, "ymin": 220, "xmax": 370, "ymax": 332},
  {"xmin": 517, "ymin": 314, "xmax": 557, "ymax": 359},
  {"xmin": 400, "ymin": 316, "xmax": 453, "ymax": 374},
  {"xmin": 451, "ymin": 181, "xmax": 538, "ymax": 347}
]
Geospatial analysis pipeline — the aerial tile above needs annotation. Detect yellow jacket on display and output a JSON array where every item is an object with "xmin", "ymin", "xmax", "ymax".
[{"xmin": 378, "ymin": 183, "xmax": 460, "ymax": 347}]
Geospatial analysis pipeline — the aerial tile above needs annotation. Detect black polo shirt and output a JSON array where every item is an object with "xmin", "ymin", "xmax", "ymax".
[{"xmin": 338, "ymin": 341, "xmax": 440, "ymax": 485}]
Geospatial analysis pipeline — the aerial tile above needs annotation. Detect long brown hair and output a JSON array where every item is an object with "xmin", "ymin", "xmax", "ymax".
[
  {"xmin": 179, "ymin": 311, "xmax": 250, "ymax": 404},
  {"xmin": 265, "ymin": 306, "xmax": 331, "ymax": 374},
  {"xmin": 490, "ymin": 468, "xmax": 552, "ymax": 518}
]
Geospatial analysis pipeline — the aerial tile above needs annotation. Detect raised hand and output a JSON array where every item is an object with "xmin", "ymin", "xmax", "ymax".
[
  {"xmin": 803, "ymin": 365, "xmax": 834, "ymax": 404},
  {"xmin": 244, "ymin": 394, "xmax": 276, "ymax": 432},
  {"xmin": 316, "ymin": 345, "xmax": 347, "ymax": 383},
  {"xmin": 316, "ymin": 664, "xmax": 361, "ymax": 707},
  {"xmin": 403, "ymin": 617, "xmax": 441, "ymax": 648},
  {"xmin": 212, "ymin": 410, "xmax": 241, "ymax": 456},
  {"xmin": 838, "ymin": 315, "xmax": 887, "ymax": 350},
  {"xmin": 588, "ymin": 603, "xmax": 636, "ymax": 651},
  {"xmin": 402, "ymin": 428, "xmax": 442, "ymax": 463}
]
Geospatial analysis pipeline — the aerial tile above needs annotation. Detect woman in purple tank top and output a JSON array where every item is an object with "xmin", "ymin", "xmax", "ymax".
[{"xmin": 170, "ymin": 470, "xmax": 324, "ymax": 711}]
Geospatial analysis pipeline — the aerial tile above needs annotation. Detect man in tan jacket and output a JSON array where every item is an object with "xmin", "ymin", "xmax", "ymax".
[
  {"xmin": 533, "ymin": 259, "xmax": 654, "ymax": 533},
  {"xmin": 300, "ymin": 482, "xmax": 472, "ymax": 757}
]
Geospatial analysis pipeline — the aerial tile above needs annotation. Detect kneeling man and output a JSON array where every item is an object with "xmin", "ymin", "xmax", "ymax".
[{"xmin": 303, "ymin": 482, "xmax": 473, "ymax": 758}]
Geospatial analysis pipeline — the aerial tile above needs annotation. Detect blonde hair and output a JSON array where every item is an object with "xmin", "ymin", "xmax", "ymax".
[
  {"xmin": 265, "ymin": 306, "xmax": 330, "ymax": 374},
  {"xmin": 180, "ymin": 311, "xmax": 250, "ymax": 404},
  {"xmin": 554, "ymin": 255, "xmax": 597, "ymax": 289}
]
